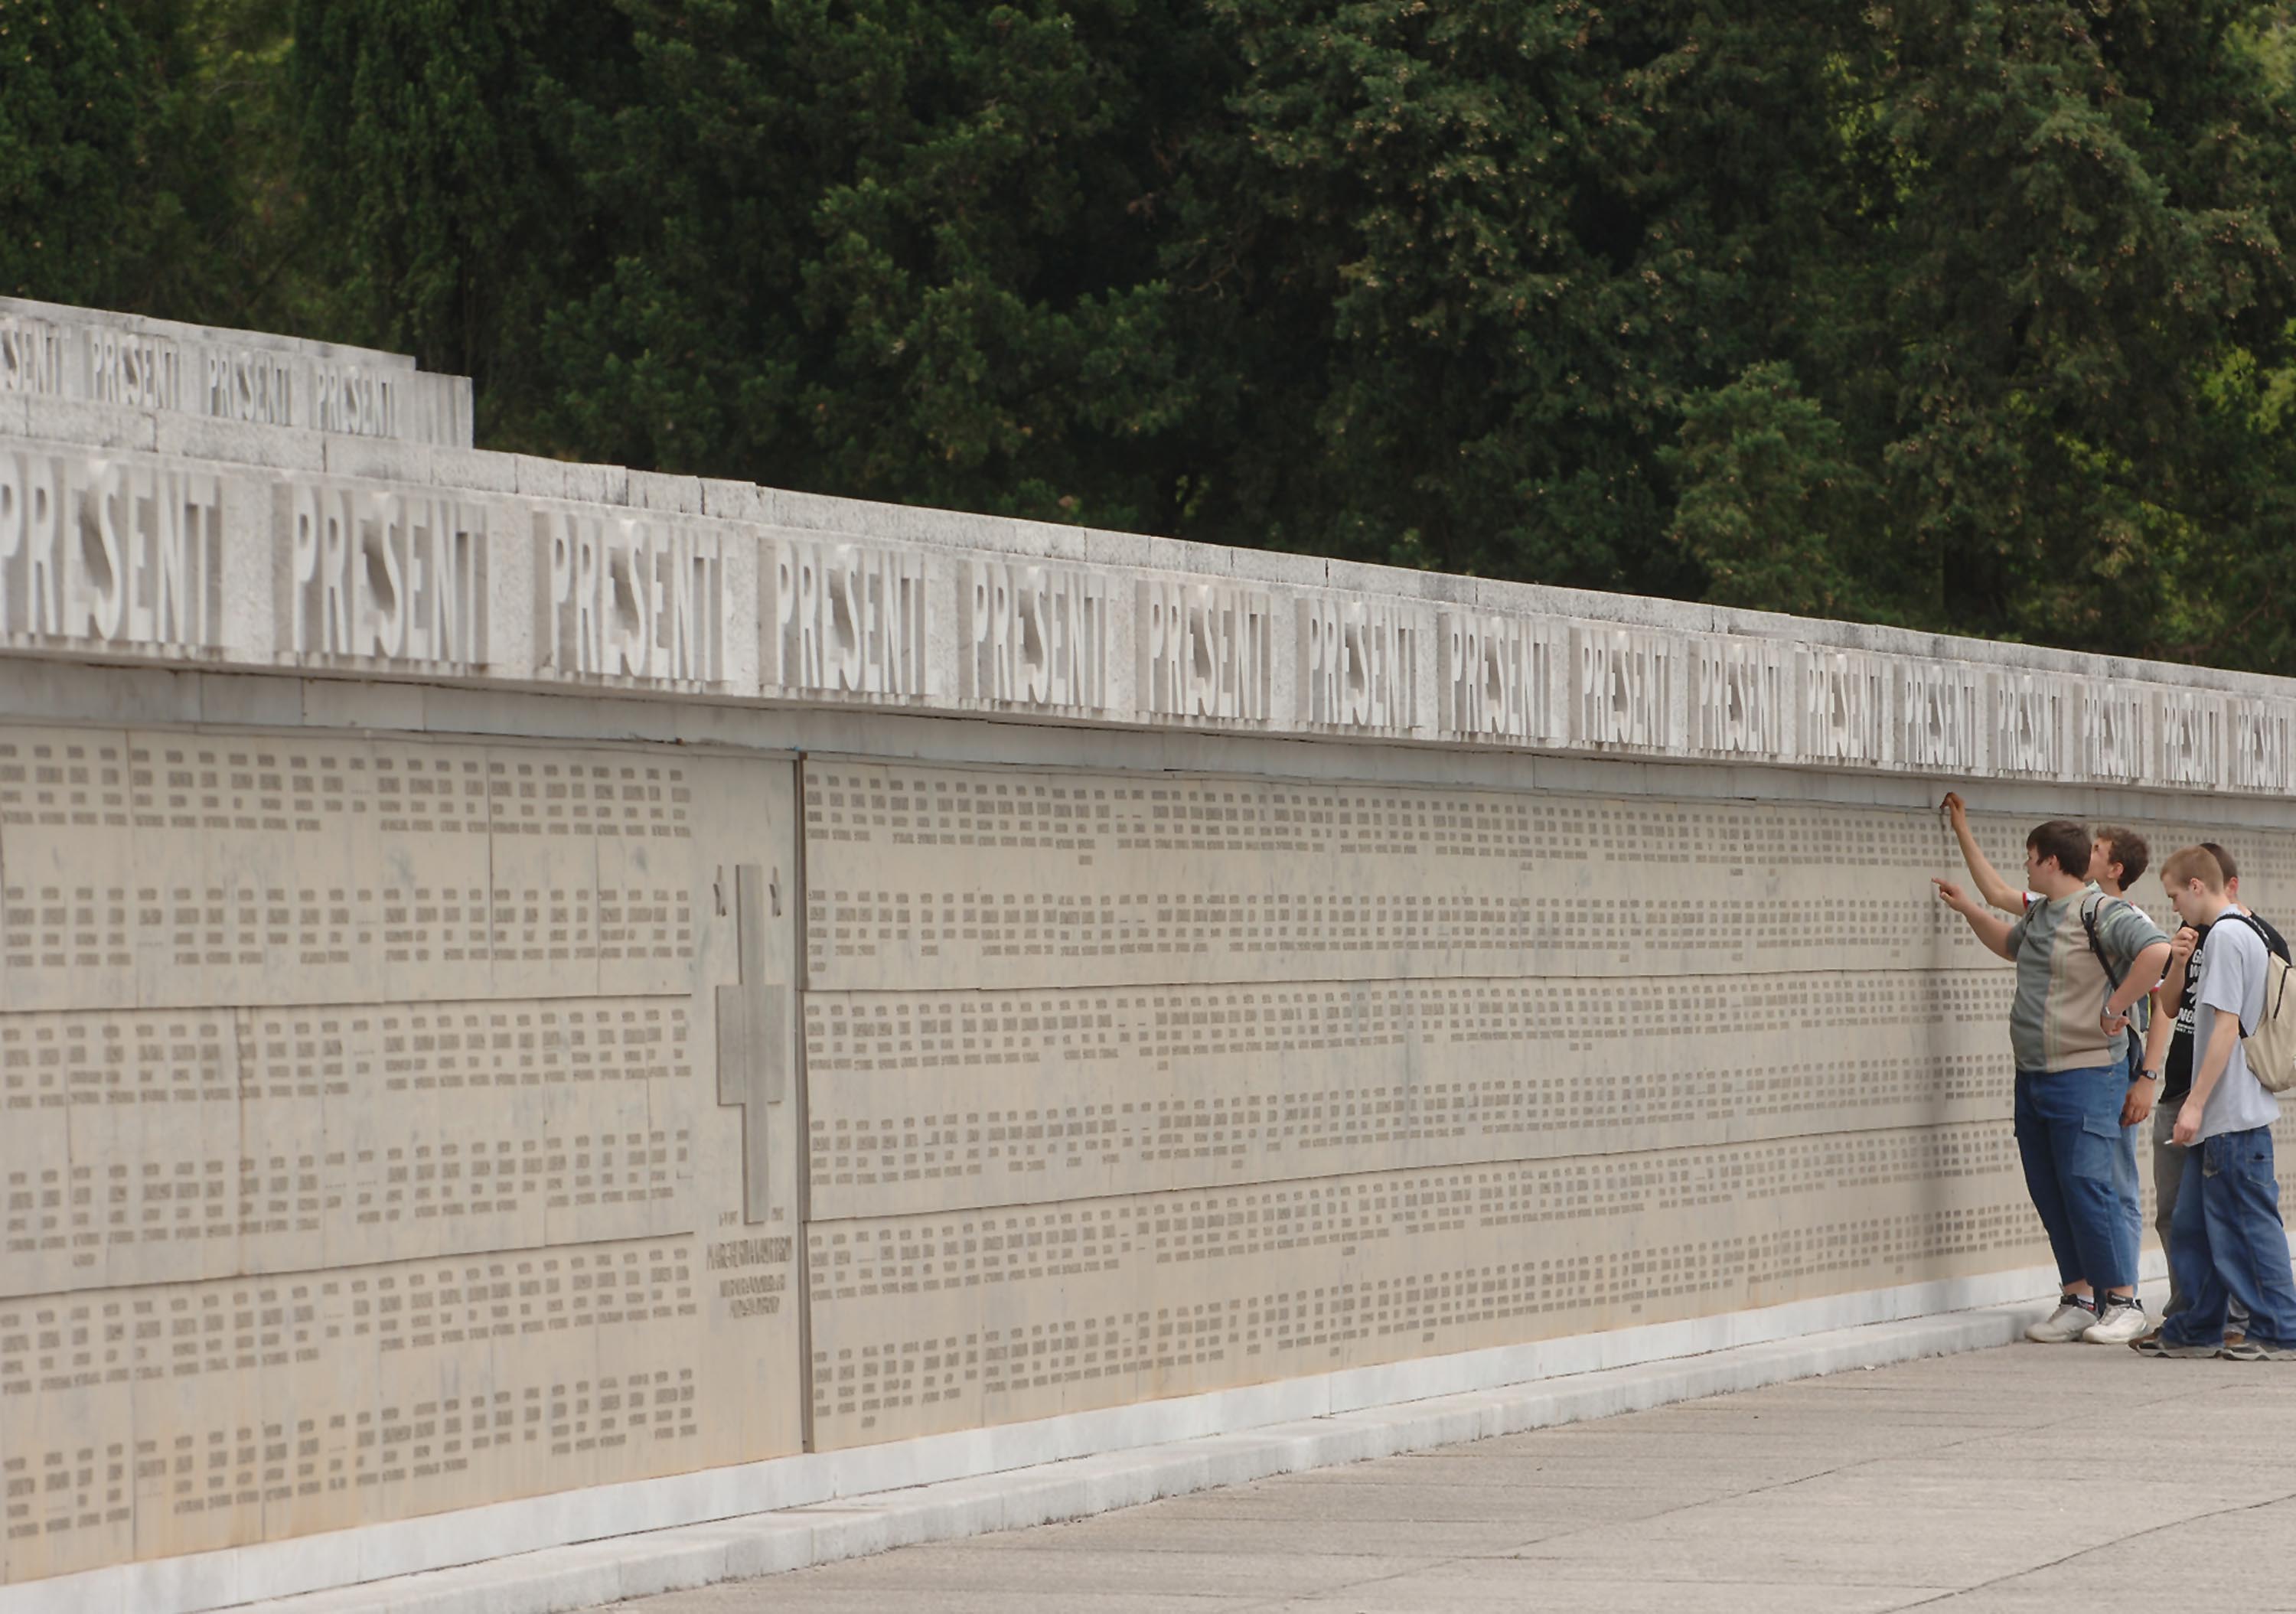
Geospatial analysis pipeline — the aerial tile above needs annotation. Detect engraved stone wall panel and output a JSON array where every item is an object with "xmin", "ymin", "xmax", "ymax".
[
  {"xmin": 0, "ymin": 730, "xmax": 706, "ymax": 1013},
  {"xmin": 803, "ymin": 1119, "xmax": 2287, "ymax": 1449},
  {"xmin": 0, "ymin": 737, "xmax": 801, "ymax": 1585},
  {"xmin": 799, "ymin": 774, "xmax": 2296, "ymax": 1454},
  {"xmin": 800, "ymin": 761, "xmax": 2161, "ymax": 995},
  {"xmin": 0, "ymin": 1237, "xmax": 713, "ymax": 1578},
  {"xmin": 802, "ymin": 970, "xmax": 2016, "ymax": 1218}
]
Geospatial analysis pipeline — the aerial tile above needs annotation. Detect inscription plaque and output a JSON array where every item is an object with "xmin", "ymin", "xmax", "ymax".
[{"xmin": 0, "ymin": 731, "xmax": 801, "ymax": 1581}]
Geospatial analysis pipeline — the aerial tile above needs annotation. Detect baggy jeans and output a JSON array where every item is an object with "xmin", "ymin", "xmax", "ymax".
[
  {"xmin": 2106, "ymin": 1052, "xmax": 2144, "ymax": 1290},
  {"xmin": 2014, "ymin": 1066, "xmax": 2135, "ymax": 1293},
  {"xmin": 2157, "ymin": 1125, "xmax": 2296, "ymax": 1349}
]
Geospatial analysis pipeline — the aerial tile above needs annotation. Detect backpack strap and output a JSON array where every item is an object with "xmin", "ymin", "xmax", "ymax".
[
  {"xmin": 2221, "ymin": 911, "xmax": 2281, "ymax": 1039},
  {"xmin": 2080, "ymin": 892, "xmax": 2125, "ymax": 990},
  {"xmin": 2082, "ymin": 892, "xmax": 2146, "ymax": 1068}
]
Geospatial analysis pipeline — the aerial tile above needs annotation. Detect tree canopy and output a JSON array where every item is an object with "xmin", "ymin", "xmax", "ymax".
[{"xmin": 6, "ymin": 0, "xmax": 2296, "ymax": 671}]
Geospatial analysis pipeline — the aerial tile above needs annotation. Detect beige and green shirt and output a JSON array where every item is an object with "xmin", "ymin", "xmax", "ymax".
[{"xmin": 2004, "ymin": 882, "xmax": 2166, "ymax": 1073}]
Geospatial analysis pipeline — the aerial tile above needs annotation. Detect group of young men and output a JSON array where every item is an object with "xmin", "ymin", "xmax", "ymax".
[{"xmin": 1933, "ymin": 795, "xmax": 2296, "ymax": 1358}]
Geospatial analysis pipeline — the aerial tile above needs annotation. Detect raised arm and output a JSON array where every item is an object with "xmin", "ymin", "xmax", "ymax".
[
  {"xmin": 1942, "ymin": 793, "xmax": 2025, "ymax": 915},
  {"xmin": 1934, "ymin": 877, "xmax": 2016, "ymax": 960}
]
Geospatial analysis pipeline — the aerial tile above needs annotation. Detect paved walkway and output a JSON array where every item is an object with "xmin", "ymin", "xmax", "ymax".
[{"xmin": 628, "ymin": 1345, "xmax": 2296, "ymax": 1614}]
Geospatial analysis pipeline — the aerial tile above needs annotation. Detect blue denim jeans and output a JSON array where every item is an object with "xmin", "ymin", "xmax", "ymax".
[
  {"xmin": 2014, "ymin": 1066, "xmax": 2135, "ymax": 1293},
  {"xmin": 2159, "ymin": 1126, "xmax": 2296, "ymax": 1349},
  {"xmin": 2106, "ymin": 1052, "xmax": 2144, "ymax": 1288}
]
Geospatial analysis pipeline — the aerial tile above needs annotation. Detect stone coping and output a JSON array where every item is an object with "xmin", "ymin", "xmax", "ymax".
[{"xmin": 0, "ymin": 380, "xmax": 2286, "ymax": 791}]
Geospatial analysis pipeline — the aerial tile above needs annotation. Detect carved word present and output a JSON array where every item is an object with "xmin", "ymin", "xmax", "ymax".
[
  {"xmin": 769, "ymin": 537, "xmax": 931, "ymax": 696},
  {"xmin": 1297, "ymin": 597, "xmax": 1423, "ymax": 729},
  {"xmin": 542, "ymin": 510, "xmax": 726, "ymax": 684},
  {"xmin": 2157, "ymin": 690, "xmax": 2223, "ymax": 787},
  {"xmin": 1802, "ymin": 650, "xmax": 1888, "ymax": 764},
  {"xmin": 0, "ymin": 452, "xmax": 220, "ymax": 647},
  {"xmin": 2081, "ymin": 683, "xmax": 2146, "ymax": 784},
  {"xmin": 285, "ymin": 482, "xmax": 487, "ymax": 665},
  {"xmin": 1573, "ymin": 627, "xmax": 1675, "ymax": 748},
  {"xmin": 0, "ymin": 315, "xmax": 66, "ymax": 396},
  {"xmin": 2232, "ymin": 699, "xmax": 2291, "ymax": 793},
  {"xmin": 1438, "ymin": 610, "xmax": 1555, "ymax": 741},
  {"xmin": 1900, "ymin": 663, "xmax": 1981, "ymax": 773},
  {"xmin": 206, "ymin": 349, "xmax": 297, "ymax": 427},
  {"xmin": 83, "ymin": 327, "xmax": 181, "ymax": 410},
  {"xmin": 961, "ymin": 559, "xmax": 1111, "ymax": 709},
  {"xmin": 1139, "ymin": 579, "xmax": 1274, "ymax": 720},
  {"xmin": 1693, "ymin": 639, "xmax": 1789, "ymax": 758},
  {"xmin": 309, "ymin": 365, "xmax": 403, "ymax": 438},
  {"xmin": 1993, "ymin": 673, "xmax": 2068, "ymax": 776}
]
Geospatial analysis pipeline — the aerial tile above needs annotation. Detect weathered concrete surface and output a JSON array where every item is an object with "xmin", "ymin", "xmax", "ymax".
[{"xmin": 629, "ymin": 1343, "xmax": 2296, "ymax": 1614}]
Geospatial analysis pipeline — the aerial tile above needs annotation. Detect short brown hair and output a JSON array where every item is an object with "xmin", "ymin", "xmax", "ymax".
[
  {"xmin": 2093, "ymin": 826, "xmax": 2149, "ymax": 885},
  {"xmin": 2027, "ymin": 820, "xmax": 2092, "ymax": 879},
  {"xmin": 2162, "ymin": 845, "xmax": 2227, "ymax": 891},
  {"xmin": 2202, "ymin": 840, "xmax": 2240, "ymax": 882}
]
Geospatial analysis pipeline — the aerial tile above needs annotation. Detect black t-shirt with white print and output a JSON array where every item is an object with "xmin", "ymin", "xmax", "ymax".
[{"xmin": 2164, "ymin": 910, "xmax": 2291, "ymax": 1102}]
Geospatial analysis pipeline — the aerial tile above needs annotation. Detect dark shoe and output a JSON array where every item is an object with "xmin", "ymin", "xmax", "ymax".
[
  {"xmin": 2131, "ymin": 1334, "xmax": 2218, "ymax": 1358},
  {"xmin": 2217, "ymin": 1336, "xmax": 2296, "ymax": 1361}
]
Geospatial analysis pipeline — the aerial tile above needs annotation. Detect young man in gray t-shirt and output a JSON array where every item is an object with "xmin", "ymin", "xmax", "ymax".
[{"xmin": 2135, "ymin": 845, "xmax": 2296, "ymax": 1360}]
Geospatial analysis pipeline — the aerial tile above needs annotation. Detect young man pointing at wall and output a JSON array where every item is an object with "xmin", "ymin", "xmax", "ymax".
[{"xmin": 1936, "ymin": 820, "xmax": 2171, "ymax": 1345}]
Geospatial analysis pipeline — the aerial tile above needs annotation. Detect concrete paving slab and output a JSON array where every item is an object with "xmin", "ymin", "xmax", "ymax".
[
  {"xmin": 647, "ymin": 1591, "xmax": 1257, "ymax": 1614},
  {"xmin": 619, "ymin": 1334, "xmax": 2296, "ymax": 1614},
  {"xmin": 1259, "ymin": 1564, "xmax": 1955, "ymax": 1613},
  {"xmin": 771, "ymin": 1544, "xmax": 1450, "ymax": 1599}
]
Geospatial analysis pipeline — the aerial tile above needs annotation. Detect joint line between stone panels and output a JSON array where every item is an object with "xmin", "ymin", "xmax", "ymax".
[
  {"xmin": 793, "ymin": 750, "xmax": 819, "ymax": 1458},
  {"xmin": 0, "ymin": 1231, "xmax": 707, "ymax": 1308},
  {"xmin": 811, "ymin": 1116, "xmax": 2022, "ymax": 1221},
  {"xmin": 835, "ymin": 965, "xmax": 2021, "ymax": 991}
]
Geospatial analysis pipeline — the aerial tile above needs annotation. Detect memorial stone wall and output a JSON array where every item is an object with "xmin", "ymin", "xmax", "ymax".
[{"xmin": 3, "ymin": 300, "xmax": 2294, "ymax": 1609}]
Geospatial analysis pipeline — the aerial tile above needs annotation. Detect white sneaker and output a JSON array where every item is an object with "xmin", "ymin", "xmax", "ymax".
[
  {"xmin": 2081, "ymin": 1298, "xmax": 2149, "ymax": 1344},
  {"xmin": 2026, "ymin": 1299, "xmax": 2099, "ymax": 1342}
]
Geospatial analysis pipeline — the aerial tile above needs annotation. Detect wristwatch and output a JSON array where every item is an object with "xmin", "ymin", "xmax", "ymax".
[{"xmin": 2139, "ymin": 1068, "xmax": 2164, "ymax": 1083}]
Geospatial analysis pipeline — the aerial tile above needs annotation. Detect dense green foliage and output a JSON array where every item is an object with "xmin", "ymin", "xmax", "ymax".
[{"xmin": 7, "ymin": 1, "xmax": 2296, "ymax": 670}]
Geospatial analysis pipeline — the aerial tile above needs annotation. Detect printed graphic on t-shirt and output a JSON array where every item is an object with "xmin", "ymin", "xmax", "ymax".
[{"xmin": 2165, "ymin": 910, "xmax": 2291, "ymax": 1103}]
